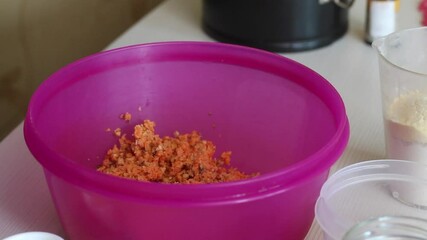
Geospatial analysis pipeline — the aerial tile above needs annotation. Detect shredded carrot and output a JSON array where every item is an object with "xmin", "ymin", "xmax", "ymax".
[
  {"xmin": 97, "ymin": 119, "xmax": 256, "ymax": 183},
  {"xmin": 113, "ymin": 128, "xmax": 122, "ymax": 137},
  {"xmin": 119, "ymin": 112, "xmax": 132, "ymax": 122}
]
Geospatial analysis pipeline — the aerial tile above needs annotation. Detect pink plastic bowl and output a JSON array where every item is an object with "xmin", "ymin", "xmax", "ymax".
[{"xmin": 24, "ymin": 42, "xmax": 349, "ymax": 240}]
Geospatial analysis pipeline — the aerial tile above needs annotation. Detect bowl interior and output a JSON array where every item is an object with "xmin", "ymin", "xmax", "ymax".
[{"xmin": 29, "ymin": 43, "xmax": 339, "ymax": 175}]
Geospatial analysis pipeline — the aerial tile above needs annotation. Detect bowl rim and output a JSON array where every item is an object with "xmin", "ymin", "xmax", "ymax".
[{"xmin": 24, "ymin": 41, "xmax": 349, "ymax": 205}]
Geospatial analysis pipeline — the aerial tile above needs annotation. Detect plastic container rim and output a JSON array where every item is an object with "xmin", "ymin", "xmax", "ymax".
[
  {"xmin": 315, "ymin": 159, "xmax": 427, "ymax": 239},
  {"xmin": 372, "ymin": 26, "xmax": 427, "ymax": 77}
]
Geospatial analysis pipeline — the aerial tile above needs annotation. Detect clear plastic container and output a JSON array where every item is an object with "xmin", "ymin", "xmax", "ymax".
[
  {"xmin": 343, "ymin": 216, "xmax": 427, "ymax": 240},
  {"xmin": 24, "ymin": 42, "xmax": 349, "ymax": 240},
  {"xmin": 373, "ymin": 27, "xmax": 427, "ymax": 162},
  {"xmin": 315, "ymin": 159, "xmax": 427, "ymax": 240}
]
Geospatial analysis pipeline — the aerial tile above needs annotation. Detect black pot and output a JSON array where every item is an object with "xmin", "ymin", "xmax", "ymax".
[{"xmin": 202, "ymin": 0, "xmax": 354, "ymax": 52}]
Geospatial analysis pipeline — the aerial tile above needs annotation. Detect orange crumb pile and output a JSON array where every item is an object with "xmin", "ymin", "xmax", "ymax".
[{"xmin": 97, "ymin": 120, "xmax": 255, "ymax": 183}]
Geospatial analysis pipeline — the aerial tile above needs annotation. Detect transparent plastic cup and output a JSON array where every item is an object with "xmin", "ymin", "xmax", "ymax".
[
  {"xmin": 373, "ymin": 27, "xmax": 427, "ymax": 210},
  {"xmin": 373, "ymin": 27, "xmax": 427, "ymax": 162}
]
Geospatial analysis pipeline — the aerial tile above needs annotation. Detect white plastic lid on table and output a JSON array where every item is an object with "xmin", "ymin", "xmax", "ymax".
[
  {"xmin": 315, "ymin": 159, "xmax": 427, "ymax": 240},
  {"xmin": 2, "ymin": 232, "xmax": 63, "ymax": 240}
]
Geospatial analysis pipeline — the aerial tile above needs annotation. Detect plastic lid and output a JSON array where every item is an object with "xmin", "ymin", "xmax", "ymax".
[
  {"xmin": 2, "ymin": 232, "xmax": 63, "ymax": 240},
  {"xmin": 315, "ymin": 159, "xmax": 427, "ymax": 240}
]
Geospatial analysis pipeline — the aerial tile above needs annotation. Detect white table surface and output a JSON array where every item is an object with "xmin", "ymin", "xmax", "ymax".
[{"xmin": 0, "ymin": 0, "xmax": 422, "ymax": 239}]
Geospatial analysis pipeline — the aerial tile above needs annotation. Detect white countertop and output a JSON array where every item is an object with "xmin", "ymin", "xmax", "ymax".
[{"xmin": 0, "ymin": 0, "xmax": 422, "ymax": 239}]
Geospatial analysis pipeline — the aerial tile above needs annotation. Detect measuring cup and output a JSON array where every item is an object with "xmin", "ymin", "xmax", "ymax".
[
  {"xmin": 373, "ymin": 27, "xmax": 427, "ymax": 162},
  {"xmin": 373, "ymin": 27, "xmax": 427, "ymax": 210}
]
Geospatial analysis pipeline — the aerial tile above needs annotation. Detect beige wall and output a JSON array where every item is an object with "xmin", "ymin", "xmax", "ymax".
[{"xmin": 0, "ymin": 0, "xmax": 163, "ymax": 140}]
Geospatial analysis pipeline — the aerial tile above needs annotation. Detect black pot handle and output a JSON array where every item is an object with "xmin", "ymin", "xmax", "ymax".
[{"xmin": 319, "ymin": 0, "xmax": 354, "ymax": 9}]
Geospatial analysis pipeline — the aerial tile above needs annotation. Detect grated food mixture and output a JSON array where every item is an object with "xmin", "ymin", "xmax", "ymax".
[{"xmin": 97, "ymin": 119, "xmax": 256, "ymax": 183}]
